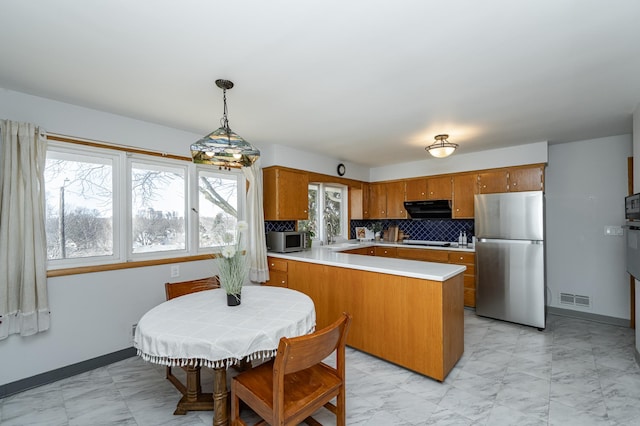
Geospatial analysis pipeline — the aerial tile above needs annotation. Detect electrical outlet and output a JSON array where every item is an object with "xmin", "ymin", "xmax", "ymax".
[{"xmin": 171, "ymin": 265, "xmax": 180, "ymax": 277}]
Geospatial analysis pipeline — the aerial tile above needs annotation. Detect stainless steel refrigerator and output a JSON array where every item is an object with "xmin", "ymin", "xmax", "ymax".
[{"xmin": 474, "ymin": 191, "xmax": 546, "ymax": 329}]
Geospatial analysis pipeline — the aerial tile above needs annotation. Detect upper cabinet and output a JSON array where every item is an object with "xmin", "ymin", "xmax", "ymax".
[
  {"xmin": 427, "ymin": 176, "xmax": 452, "ymax": 200},
  {"xmin": 452, "ymin": 174, "xmax": 477, "ymax": 219},
  {"xmin": 405, "ymin": 176, "xmax": 452, "ymax": 200},
  {"xmin": 478, "ymin": 165, "xmax": 544, "ymax": 194},
  {"xmin": 405, "ymin": 178, "xmax": 427, "ymax": 201},
  {"xmin": 349, "ymin": 183, "xmax": 370, "ymax": 220},
  {"xmin": 368, "ymin": 181, "xmax": 406, "ymax": 219},
  {"xmin": 508, "ymin": 166, "xmax": 544, "ymax": 192},
  {"xmin": 263, "ymin": 167, "xmax": 309, "ymax": 220},
  {"xmin": 385, "ymin": 181, "xmax": 407, "ymax": 218},
  {"xmin": 477, "ymin": 170, "xmax": 509, "ymax": 194}
]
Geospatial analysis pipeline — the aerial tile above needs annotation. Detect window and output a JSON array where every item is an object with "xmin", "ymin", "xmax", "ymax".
[
  {"xmin": 196, "ymin": 168, "xmax": 243, "ymax": 248},
  {"xmin": 44, "ymin": 139, "xmax": 245, "ymax": 269},
  {"xmin": 44, "ymin": 147, "xmax": 117, "ymax": 262},
  {"xmin": 298, "ymin": 183, "xmax": 347, "ymax": 243},
  {"xmin": 130, "ymin": 159, "xmax": 186, "ymax": 254}
]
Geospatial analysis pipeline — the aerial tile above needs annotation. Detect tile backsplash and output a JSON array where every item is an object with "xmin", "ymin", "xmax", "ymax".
[
  {"xmin": 266, "ymin": 219, "xmax": 473, "ymax": 242},
  {"xmin": 350, "ymin": 219, "xmax": 474, "ymax": 242}
]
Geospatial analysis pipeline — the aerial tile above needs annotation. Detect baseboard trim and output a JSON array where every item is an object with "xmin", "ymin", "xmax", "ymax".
[
  {"xmin": 547, "ymin": 306, "xmax": 630, "ymax": 327},
  {"xmin": 0, "ymin": 347, "xmax": 137, "ymax": 399}
]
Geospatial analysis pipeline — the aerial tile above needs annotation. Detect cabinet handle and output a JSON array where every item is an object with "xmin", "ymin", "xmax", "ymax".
[
  {"xmin": 271, "ymin": 263, "xmax": 274, "ymax": 267},
  {"xmin": 512, "ymin": 182, "xmax": 517, "ymax": 186}
]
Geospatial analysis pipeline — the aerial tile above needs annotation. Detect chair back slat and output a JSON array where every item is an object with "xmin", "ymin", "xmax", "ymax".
[
  {"xmin": 275, "ymin": 313, "xmax": 351, "ymax": 376},
  {"xmin": 165, "ymin": 276, "xmax": 220, "ymax": 300}
]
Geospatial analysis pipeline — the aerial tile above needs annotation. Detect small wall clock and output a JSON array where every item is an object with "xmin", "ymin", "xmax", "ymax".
[{"xmin": 337, "ymin": 163, "xmax": 346, "ymax": 176}]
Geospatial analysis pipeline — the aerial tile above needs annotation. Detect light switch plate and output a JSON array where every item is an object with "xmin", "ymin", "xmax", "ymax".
[{"xmin": 604, "ymin": 226, "xmax": 623, "ymax": 236}]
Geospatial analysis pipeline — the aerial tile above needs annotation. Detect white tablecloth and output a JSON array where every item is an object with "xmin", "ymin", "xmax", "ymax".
[{"xmin": 134, "ymin": 286, "xmax": 316, "ymax": 368}]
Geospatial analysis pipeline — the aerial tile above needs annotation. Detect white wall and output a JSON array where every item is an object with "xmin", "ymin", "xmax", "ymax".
[
  {"xmin": 0, "ymin": 89, "xmax": 227, "ymax": 386},
  {"xmin": 261, "ymin": 143, "xmax": 370, "ymax": 182},
  {"xmin": 546, "ymin": 135, "xmax": 632, "ymax": 319},
  {"xmin": 370, "ymin": 141, "xmax": 548, "ymax": 182}
]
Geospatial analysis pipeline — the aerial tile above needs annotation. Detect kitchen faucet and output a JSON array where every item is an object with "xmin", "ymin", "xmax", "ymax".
[{"xmin": 326, "ymin": 222, "xmax": 335, "ymax": 245}]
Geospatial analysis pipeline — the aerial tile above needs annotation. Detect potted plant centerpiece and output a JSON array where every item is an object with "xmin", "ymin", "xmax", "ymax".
[{"xmin": 217, "ymin": 220, "xmax": 249, "ymax": 306}]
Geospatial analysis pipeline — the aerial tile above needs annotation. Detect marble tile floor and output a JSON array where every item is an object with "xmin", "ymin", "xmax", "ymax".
[{"xmin": 2, "ymin": 311, "xmax": 640, "ymax": 425}]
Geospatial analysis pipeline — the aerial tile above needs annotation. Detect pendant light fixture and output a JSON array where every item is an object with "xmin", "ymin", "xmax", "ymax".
[
  {"xmin": 191, "ymin": 79, "xmax": 260, "ymax": 169},
  {"xmin": 425, "ymin": 134, "xmax": 458, "ymax": 158}
]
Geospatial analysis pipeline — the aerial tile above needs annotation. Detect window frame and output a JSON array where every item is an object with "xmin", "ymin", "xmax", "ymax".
[
  {"xmin": 45, "ymin": 137, "xmax": 246, "ymax": 272},
  {"xmin": 301, "ymin": 182, "xmax": 348, "ymax": 243}
]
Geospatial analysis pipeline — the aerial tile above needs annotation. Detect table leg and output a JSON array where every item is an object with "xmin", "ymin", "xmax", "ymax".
[
  {"xmin": 213, "ymin": 367, "xmax": 229, "ymax": 426},
  {"xmin": 172, "ymin": 365, "xmax": 214, "ymax": 415}
]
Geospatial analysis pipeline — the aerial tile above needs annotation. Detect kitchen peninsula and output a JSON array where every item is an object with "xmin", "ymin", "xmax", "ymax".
[{"xmin": 265, "ymin": 245, "xmax": 466, "ymax": 381}]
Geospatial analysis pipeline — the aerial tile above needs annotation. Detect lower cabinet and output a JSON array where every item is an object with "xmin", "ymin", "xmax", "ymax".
[
  {"xmin": 287, "ymin": 259, "xmax": 463, "ymax": 381},
  {"xmin": 374, "ymin": 246, "xmax": 397, "ymax": 257},
  {"xmin": 342, "ymin": 247, "xmax": 375, "ymax": 255},
  {"xmin": 264, "ymin": 256, "xmax": 288, "ymax": 287},
  {"xmin": 394, "ymin": 248, "xmax": 476, "ymax": 308},
  {"xmin": 448, "ymin": 252, "xmax": 476, "ymax": 308}
]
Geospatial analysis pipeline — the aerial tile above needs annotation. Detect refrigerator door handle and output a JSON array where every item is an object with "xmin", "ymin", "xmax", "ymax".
[{"xmin": 478, "ymin": 238, "xmax": 544, "ymax": 244}]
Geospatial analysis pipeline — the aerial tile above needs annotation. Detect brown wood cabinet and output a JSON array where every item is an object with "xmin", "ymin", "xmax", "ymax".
[
  {"xmin": 448, "ymin": 252, "xmax": 476, "ymax": 307},
  {"xmin": 509, "ymin": 166, "xmax": 544, "ymax": 192},
  {"xmin": 287, "ymin": 259, "xmax": 464, "ymax": 381},
  {"xmin": 374, "ymin": 246, "xmax": 397, "ymax": 257},
  {"xmin": 368, "ymin": 182, "xmax": 387, "ymax": 219},
  {"xmin": 385, "ymin": 181, "xmax": 406, "ymax": 218},
  {"xmin": 478, "ymin": 165, "xmax": 544, "ymax": 194},
  {"xmin": 478, "ymin": 170, "xmax": 509, "ymax": 194},
  {"xmin": 263, "ymin": 167, "xmax": 309, "ymax": 220},
  {"xmin": 427, "ymin": 176, "xmax": 452, "ymax": 200},
  {"xmin": 368, "ymin": 181, "xmax": 406, "ymax": 219},
  {"xmin": 405, "ymin": 178, "xmax": 427, "ymax": 201},
  {"xmin": 396, "ymin": 247, "xmax": 449, "ymax": 262},
  {"xmin": 452, "ymin": 174, "xmax": 477, "ymax": 219},
  {"xmin": 342, "ymin": 247, "xmax": 375, "ymax": 255},
  {"xmin": 264, "ymin": 256, "xmax": 288, "ymax": 287}
]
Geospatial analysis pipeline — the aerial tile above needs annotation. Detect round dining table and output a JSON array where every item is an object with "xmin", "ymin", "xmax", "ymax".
[{"xmin": 134, "ymin": 285, "xmax": 316, "ymax": 426}]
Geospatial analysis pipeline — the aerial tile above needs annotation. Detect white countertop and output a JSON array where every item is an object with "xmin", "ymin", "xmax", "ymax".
[{"xmin": 267, "ymin": 245, "xmax": 466, "ymax": 282}]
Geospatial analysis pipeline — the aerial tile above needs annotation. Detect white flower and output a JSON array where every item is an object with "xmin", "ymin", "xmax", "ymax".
[
  {"xmin": 221, "ymin": 245, "xmax": 236, "ymax": 259},
  {"xmin": 237, "ymin": 221, "xmax": 248, "ymax": 232}
]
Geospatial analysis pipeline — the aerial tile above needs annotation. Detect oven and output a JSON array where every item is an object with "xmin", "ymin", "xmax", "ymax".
[{"xmin": 625, "ymin": 193, "xmax": 640, "ymax": 279}]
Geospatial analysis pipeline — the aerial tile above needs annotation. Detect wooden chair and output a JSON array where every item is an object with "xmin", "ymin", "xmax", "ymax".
[
  {"xmin": 164, "ymin": 276, "xmax": 219, "ymax": 414},
  {"xmin": 231, "ymin": 312, "xmax": 352, "ymax": 426}
]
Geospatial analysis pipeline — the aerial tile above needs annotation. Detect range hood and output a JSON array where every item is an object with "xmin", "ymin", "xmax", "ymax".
[{"xmin": 404, "ymin": 200, "xmax": 452, "ymax": 219}]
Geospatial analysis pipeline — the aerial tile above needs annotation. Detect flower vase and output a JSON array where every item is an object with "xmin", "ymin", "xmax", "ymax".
[{"xmin": 226, "ymin": 292, "xmax": 241, "ymax": 306}]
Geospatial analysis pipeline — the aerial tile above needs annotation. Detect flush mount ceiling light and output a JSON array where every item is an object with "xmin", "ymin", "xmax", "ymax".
[
  {"xmin": 191, "ymin": 79, "xmax": 260, "ymax": 169},
  {"xmin": 425, "ymin": 134, "xmax": 458, "ymax": 158}
]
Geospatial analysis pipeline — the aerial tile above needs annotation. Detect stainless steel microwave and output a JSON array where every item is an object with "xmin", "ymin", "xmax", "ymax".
[
  {"xmin": 626, "ymin": 193, "xmax": 640, "ymax": 220},
  {"xmin": 267, "ymin": 231, "xmax": 307, "ymax": 253}
]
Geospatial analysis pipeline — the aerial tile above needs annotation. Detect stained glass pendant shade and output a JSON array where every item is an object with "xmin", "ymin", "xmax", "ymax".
[{"xmin": 191, "ymin": 79, "xmax": 260, "ymax": 169}]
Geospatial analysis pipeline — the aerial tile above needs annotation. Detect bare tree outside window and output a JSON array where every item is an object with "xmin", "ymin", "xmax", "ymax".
[
  {"xmin": 198, "ymin": 171, "xmax": 239, "ymax": 248},
  {"xmin": 44, "ymin": 154, "xmax": 113, "ymax": 260},
  {"xmin": 131, "ymin": 162, "xmax": 185, "ymax": 253}
]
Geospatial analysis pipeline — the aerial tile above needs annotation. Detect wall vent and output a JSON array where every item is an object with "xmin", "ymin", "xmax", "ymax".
[
  {"xmin": 574, "ymin": 294, "xmax": 591, "ymax": 308},
  {"xmin": 560, "ymin": 292, "xmax": 575, "ymax": 305},
  {"xmin": 559, "ymin": 292, "xmax": 591, "ymax": 308}
]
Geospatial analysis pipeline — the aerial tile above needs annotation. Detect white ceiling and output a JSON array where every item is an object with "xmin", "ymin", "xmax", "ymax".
[{"xmin": 1, "ymin": 1, "xmax": 640, "ymax": 167}]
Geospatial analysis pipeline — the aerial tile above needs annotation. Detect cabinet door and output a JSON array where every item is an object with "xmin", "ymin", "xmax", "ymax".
[
  {"xmin": 405, "ymin": 179, "xmax": 427, "ymax": 201},
  {"xmin": 385, "ymin": 181, "xmax": 406, "ymax": 218},
  {"xmin": 452, "ymin": 174, "xmax": 477, "ymax": 218},
  {"xmin": 362, "ymin": 182, "xmax": 370, "ymax": 219},
  {"xmin": 509, "ymin": 166, "xmax": 544, "ymax": 192},
  {"xmin": 368, "ymin": 183, "xmax": 387, "ymax": 219},
  {"xmin": 374, "ymin": 246, "xmax": 397, "ymax": 257},
  {"xmin": 427, "ymin": 176, "xmax": 452, "ymax": 200},
  {"xmin": 478, "ymin": 171, "xmax": 508, "ymax": 194},
  {"xmin": 263, "ymin": 167, "xmax": 309, "ymax": 220}
]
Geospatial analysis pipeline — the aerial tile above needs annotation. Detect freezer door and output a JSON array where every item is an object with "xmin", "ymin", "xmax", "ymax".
[
  {"xmin": 474, "ymin": 191, "xmax": 544, "ymax": 240},
  {"xmin": 476, "ymin": 239, "xmax": 545, "ymax": 328}
]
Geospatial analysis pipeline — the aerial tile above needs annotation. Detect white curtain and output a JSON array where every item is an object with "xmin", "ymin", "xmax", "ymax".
[
  {"xmin": 0, "ymin": 120, "xmax": 50, "ymax": 339},
  {"xmin": 242, "ymin": 159, "xmax": 269, "ymax": 283}
]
